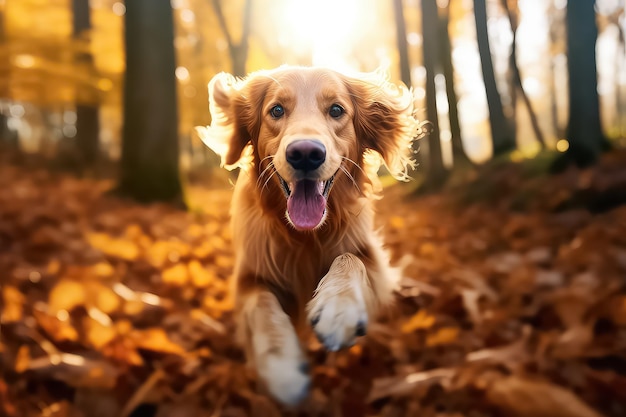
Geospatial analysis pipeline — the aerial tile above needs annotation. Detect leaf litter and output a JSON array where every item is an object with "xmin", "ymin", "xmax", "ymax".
[{"xmin": 1, "ymin": 151, "xmax": 626, "ymax": 416}]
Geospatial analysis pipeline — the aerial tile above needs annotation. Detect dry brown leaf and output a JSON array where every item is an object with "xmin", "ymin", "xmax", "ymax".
[
  {"xmin": 162, "ymin": 264, "xmax": 189, "ymax": 286},
  {"xmin": 90, "ymin": 262, "xmax": 115, "ymax": 278},
  {"xmin": 485, "ymin": 375, "xmax": 605, "ymax": 417},
  {"xmin": 188, "ymin": 260, "xmax": 214, "ymax": 287},
  {"xmin": 401, "ymin": 310, "xmax": 436, "ymax": 333},
  {"xmin": 368, "ymin": 367, "xmax": 456, "ymax": 402},
  {"xmin": 84, "ymin": 315, "xmax": 117, "ymax": 349},
  {"xmin": 132, "ymin": 328, "xmax": 186, "ymax": 355},
  {"xmin": 49, "ymin": 279, "xmax": 86, "ymax": 313},
  {"xmin": 2, "ymin": 285, "xmax": 24, "ymax": 323},
  {"xmin": 87, "ymin": 232, "xmax": 140, "ymax": 260},
  {"xmin": 88, "ymin": 283, "xmax": 121, "ymax": 314},
  {"xmin": 28, "ymin": 353, "xmax": 119, "ymax": 389},
  {"xmin": 14, "ymin": 345, "xmax": 31, "ymax": 373},
  {"xmin": 426, "ymin": 327, "xmax": 459, "ymax": 347},
  {"xmin": 33, "ymin": 308, "xmax": 79, "ymax": 343}
]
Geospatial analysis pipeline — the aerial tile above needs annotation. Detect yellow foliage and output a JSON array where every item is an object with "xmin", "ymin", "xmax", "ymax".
[
  {"xmin": 91, "ymin": 262, "xmax": 115, "ymax": 278},
  {"xmin": 426, "ymin": 327, "xmax": 460, "ymax": 347},
  {"xmin": 91, "ymin": 283, "xmax": 121, "ymax": 314},
  {"xmin": 188, "ymin": 260, "xmax": 214, "ymax": 287},
  {"xmin": 2, "ymin": 285, "xmax": 25, "ymax": 323},
  {"xmin": 14, "ymin": 345, "xmax": 31, "ymax": 373},
  {"xmin": 162, "ymin": 264, "xmax": 189, "ymax": 285},
  {"xmin": 401, "ymin": 310, "xmax": 436, "ymax": 333},
  {"xmin": 49, "ymin": 279, "xmax": 86, "ymax": 313},
  {"xmin": 132, "ymin": 328, "xmax": 186, "ymax": 356},
  {"xmin": 85, "ymin": 316, "xmax": 117, "ymax": 349},
  {"xmin": 87, "ymin": 232, "xmax": 140, "ymax": 261}
]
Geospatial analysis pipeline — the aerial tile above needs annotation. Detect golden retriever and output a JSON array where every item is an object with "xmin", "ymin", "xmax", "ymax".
[{"xmin": 197, "ymin": 66, "xmax": 419, "ymax": 404}]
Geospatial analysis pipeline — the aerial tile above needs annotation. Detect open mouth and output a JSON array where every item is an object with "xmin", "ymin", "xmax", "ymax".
[{"xmin": 278, "ymin": 175, "xmax": 335, "ymax": 230}]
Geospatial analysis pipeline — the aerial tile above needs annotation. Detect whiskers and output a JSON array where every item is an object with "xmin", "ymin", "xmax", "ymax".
[
  {"xmin": 257, "ymin": 155, "xmax": 279, "ymax": 197},
  {"xmin": 339, "ymin": 156, "xmax": 364, "ymax": 193}
]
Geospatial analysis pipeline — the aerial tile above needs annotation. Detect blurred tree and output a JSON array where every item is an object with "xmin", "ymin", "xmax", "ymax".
[
  {"xmin": 393, "ymin": 0, "xmax": 411, "ymax": 88},
  {"xmin": 420, "ymin": 0, "xmax": 449, "ymax": 190},
  {"xmin": 72, "ymin": 0, "xmax": 100, "ymax": 167},
  {"xmin": 0, "ymin": 7, "xmax": 17, "ymax": 149},
  {"xmin": 500, "ymin": 0, "xmax": 545, "ymax": 149},
  {"xmin": 439, "ymin": 1, "xmax": 472, "ymax": 167},
  {"xmin": 547, "ymin": 2, "xmax": 566, "ymax": 140},
  {"xmin": 560, "ymin": 0, "xmax": 604, "ymax": 168},
  {"xmin": 212, "ymin": 0, "xmax": 251, "ymax": 77},
  {"xmin": 117, "ymin": 0, "xmax": 184, "ymax": 204},
  {"xmin": 473, "ymin": 0, "xmax": 515, "ymax": 156}
]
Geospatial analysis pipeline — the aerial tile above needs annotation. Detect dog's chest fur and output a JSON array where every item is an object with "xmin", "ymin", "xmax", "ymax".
[{"xmin": 230, "ymin": 171, "xmax": 374, "ymax": 315}]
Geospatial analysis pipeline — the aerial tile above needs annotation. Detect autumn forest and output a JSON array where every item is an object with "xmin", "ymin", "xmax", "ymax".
[{"xmin": 1, "ymin": 0, "xmax": 626, "ymax": 417}]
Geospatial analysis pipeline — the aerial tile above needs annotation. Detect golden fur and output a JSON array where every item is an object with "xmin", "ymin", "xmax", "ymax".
[{"xmin": 197, "ymin": 66, "xmax": 419, "ymax": 405}]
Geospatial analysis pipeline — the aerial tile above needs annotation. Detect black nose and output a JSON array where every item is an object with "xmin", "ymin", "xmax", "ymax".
[{"xmin": 286, "ymin": 140, "xmax": 326, "ymax": 171}]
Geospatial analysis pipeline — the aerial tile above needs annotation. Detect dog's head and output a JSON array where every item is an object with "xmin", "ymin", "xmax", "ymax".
[{"xmin": 198, "ymin": 66, "xmax": 419, "ymax": 231}]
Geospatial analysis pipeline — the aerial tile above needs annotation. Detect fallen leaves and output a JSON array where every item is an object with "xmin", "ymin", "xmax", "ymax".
[{"xmin": 2, "ymin": 152, "xmax": 626, "ymax": 417}]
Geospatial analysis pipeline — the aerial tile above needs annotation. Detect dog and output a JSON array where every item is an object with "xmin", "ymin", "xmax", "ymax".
[{"xmin": 197, "ymin": 66, "xmax": 419, "ymax": 405}]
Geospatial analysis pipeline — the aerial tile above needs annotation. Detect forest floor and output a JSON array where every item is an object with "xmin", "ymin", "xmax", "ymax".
[{"xmin": 1, "ymin": 150, "xmax": 626, "ymax": 417}]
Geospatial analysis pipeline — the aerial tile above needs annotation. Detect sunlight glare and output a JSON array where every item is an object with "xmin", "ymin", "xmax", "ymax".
[{"xmin": 282, "ymin": 0, "xmax": 363, "ymax": 69}]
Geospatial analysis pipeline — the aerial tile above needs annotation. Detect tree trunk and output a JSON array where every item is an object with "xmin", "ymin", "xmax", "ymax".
[
  {"xmin": 439, "ymin": 3, "xmax": 472, "ymax": 166},
  {"xmin": 420, "ymin": 0, "xmax": 449, "ymax": 191},
  {"xmin": 563, "ymin": 0, "xmax": 603, "ymax": 167},
  {"xmin": 117, "ymin": 0, "xmax": 183, "ymax": 204},
  {"xmin": 548, "ymin": 5, "xmax": 564, "ymax": 140},
  {"xmin": 0, "ymin": 7, "xmax": 18, "ymax": 151},
  {"xmin": 501, "ymin": 0, "xmax": 545, "ymax": 149},
  {"xmin": 212, "ymin": 0, "xmax": 252, "ymax": 78},
  {"xmin": 614, "ymin": 20, "xmax": 625, "ymax": 139},
  {"xmin": 473, "ymin": 0, "xmax": 515, "ymax": 156},
  {"xmin": 72, "ymin": 0, "xmax": 100, "ymax": 168},
  {"xmin": 393, "ymin": 0, "xmax": 412, "ymax": 88}
]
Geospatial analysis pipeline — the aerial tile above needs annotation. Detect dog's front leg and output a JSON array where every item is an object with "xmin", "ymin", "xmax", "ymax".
[
  {"xmin": 239, "ymin": 288, "xmax": 310, "ymax": 405},
  {"xmin": 306, "ymin": 253, "xmax": 382, "ymax": 351}
]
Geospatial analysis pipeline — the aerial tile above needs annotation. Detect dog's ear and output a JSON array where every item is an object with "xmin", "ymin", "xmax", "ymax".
[
  {"xmin": 196, "ymin": 72, "xmax": 268, "ymax": 169},
  {"xmin": 346, "ymin": 73, "xmax": 420, "ymax": 181}
]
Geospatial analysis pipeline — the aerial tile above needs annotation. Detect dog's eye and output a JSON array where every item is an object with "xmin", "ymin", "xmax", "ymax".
[
  {"xmin": 269, "ymin": 104, "xmax": 285, "ymax": 119},
  {"xmin": 329, "ymin": 104, "xmax": 344, "ymax": 119}
]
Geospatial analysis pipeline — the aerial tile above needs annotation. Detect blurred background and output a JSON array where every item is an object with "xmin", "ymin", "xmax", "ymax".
[
  {"xmin": 0, "ymin": 0, "xmax": 624, "ymax": 190},
  {"xmin": 2, "ymin": 2, "xmax": 626, "ymax": 417}
]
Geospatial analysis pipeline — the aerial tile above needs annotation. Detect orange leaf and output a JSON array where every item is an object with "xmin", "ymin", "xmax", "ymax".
[
  {"xmin": 162, "ymin": 264, "xmax": 189, "ymax": 285},
  {"xmin": 401, "ymin": 310, "xmax": 436, "ymax": 333},
  {"xmin": 188, "ymin": 260, "xmax": 214, "ymax": 287},
  {"xmin": 132, "ymin": 328, "xmax": 186, "ymax": 355},
  {"xmin": 426, "ymin": 327, "xmax": 459, "ymax": 347},
  {"xmin": 2, "ymin": 285, "xmax": 24, "ymax": 323},
  {"xmin": 49, "ymin": 279, "xmax": 85, "ymax": 313}
]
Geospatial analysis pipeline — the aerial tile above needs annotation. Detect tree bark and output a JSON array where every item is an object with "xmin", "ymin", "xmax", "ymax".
[
  {"xmin": 439, "ymin": 2, "xmax": 472, "ymax": 166},
  {"xmin": 420, "ymin": 0, "xmax": 449, "ymax": 191},
  {"xmin": 473, "ymin": 0, "xmax": 516, "ymax": 156},
  {"xmin": 501, "ymin": 0, "xmax": 545, "ymax": 149},
  {"xmin": 117, "ymin": 0, "xmax": 183, "ymax": 204},
  {"xmin": 563, "ymin": 0, "xmax": 604, "ymax": 167},
  {"xmin": 0, "ymin": 8, "xmax": 18, "ymax": 150},
  {"xmin": 72, "ymin": 0, "xmax": 100, "ymax": 167},
  {"xmin": 393, "ymin": 0, "xmax": 412, "ymax": 88}
]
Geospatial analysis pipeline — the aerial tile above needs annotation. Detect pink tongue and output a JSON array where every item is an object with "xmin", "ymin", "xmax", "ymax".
[{"xmin": 287, "ymin": 180, "xmax": 326, "ymax": 230}]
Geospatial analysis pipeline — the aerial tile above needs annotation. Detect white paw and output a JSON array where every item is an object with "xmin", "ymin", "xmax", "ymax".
[
  {"xmin": 249, "ymin": 298, "xmax": 311, "ymax": 405},
  {"xmin": 257, "ymin": 352, "xmax": 310, "ymax": 405},
  {"xmin": 307, "ymin": 285, "xmax": 368, "ymax": 351}
]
